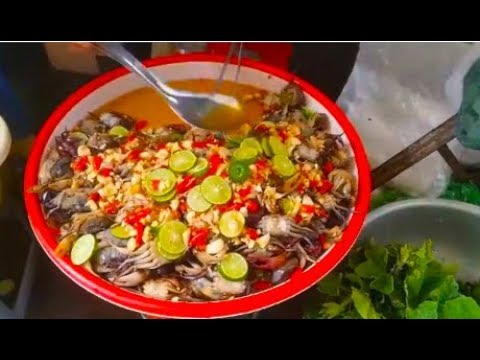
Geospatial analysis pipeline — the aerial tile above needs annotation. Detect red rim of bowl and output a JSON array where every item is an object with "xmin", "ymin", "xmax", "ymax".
[{"xmin": 23, "ymin": 53, "xmax": 371, "ymax": 318}]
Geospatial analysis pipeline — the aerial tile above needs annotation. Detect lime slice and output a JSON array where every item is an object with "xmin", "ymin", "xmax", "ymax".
[
  {"xmin": 225, "ymin": 133, "xmax": 245, "ymax": 146},
  {"xmin": 233, "ymin": 147, "xmax": 258, "ymax": 165},
  {"xmin": 188, "ymin": 158, "xmax": 209, "ymax": 177},
  {"xmin": 240, "ymin": 137, "xmax": 263, "ymax": 154},
  {"xmin": 261, "ymin": 137, "xmax": 273, "ymax": 157},
  {"xmin": 187, "ymin": 185, "xmax": 211, "ymax": 212},
  {"xmin": 110, "ymin": 225, "xmax": 131, "ymax": 239},
  {"xmin": 218, "ymin": 252, "xmax": 249, "ymax": 281},
  {"xmin": 157, "ymin": 246, "xmax": 184, "ymax": 261},
  {"xmin": 144, "ymin": 169, "xmax": 177, "ymax": 196},
  {"xmin": 228, "ymin": 162, "xmax": 251, "ymax": 183},
  {"xmin": 219, "ymin": 210, "xmax": 245, "ymax": 238},
  {"xmin": 152, "ymin": 188, "xmax": 176, "ymax": 203},
  {"xmin": 169, "ymin": 150, "xmax": 197, "ymax": 173},
  {"xmin": 70, "ymin": 131, "xmax": 89, "ymax": 144},
  {"xmin": 272, "ymin": 155, "xmax": 297, "ymax": 177},
  {"xmin": 71, "ymin": 234, "xmax": 96, "ymax": 265},
  {"xmin": 108, "ymin": 125, "xmax": 129, "ymax": 138},
  {"xmin": 200, "ymin": 176, "xmax": 232, "ymax": 205},
  {"xmin": 157, "ymin": 221, "xmax": 188, "ymax": 256},
  {"xmin": 269, "ymin": 136, "xmax": 288, "ymax": 156}
]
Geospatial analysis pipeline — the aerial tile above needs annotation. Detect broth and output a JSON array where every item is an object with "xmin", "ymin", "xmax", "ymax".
[{"xmin": 95, "ymin": 79, "xmax": 265, "ymax": 131}]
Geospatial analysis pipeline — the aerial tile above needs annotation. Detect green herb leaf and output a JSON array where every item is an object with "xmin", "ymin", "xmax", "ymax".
[
  {"xmin": 370, "ymin": 274, "xmax": 394, "ymax": 295},
  {"xmin": 405, "ymin": 269, "xmax": 424, "ymax": 307},
  {"xmin": 317, "ymin": 273, "xmax": 342, "ymax": 296},
  {"xmin": 351, "ymin": 288, "xmax": 381, "ymax": 319},
  {"xmin": 406, "ymin": 301, "xmax": 438, "ymax": 319},
  {"xmin": 320, "ymin": 302, "xmax": 345, "ymax": 319},
  {"xmin": 425, "ymin": 275, "xmax": 459, "ymax": 303},
  {"xmin": 439, "ymin": 296, "xmax": 480, "ymax": 319}
]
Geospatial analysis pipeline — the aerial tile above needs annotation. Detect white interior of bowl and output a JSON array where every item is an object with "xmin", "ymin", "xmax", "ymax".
[{"xmin": 41, "ymin": 61, "xmax": 359, "ymax": 260}]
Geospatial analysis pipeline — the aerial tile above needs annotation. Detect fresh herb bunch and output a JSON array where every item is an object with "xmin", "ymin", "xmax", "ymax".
[{"xmin": 304, "ymin": 239, "xmax": 480, "ymax": 319}]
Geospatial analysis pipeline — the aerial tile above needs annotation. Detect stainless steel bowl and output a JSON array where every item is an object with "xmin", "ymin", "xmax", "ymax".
[{"xmin": 361, "ymin": 199, "xmax": 480, "ymax": 282}]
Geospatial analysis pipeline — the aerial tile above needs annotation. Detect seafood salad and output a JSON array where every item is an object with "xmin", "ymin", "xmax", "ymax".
[{"xmin": 33, "ymin": 83, "xmax": 357, "ymax": 302}]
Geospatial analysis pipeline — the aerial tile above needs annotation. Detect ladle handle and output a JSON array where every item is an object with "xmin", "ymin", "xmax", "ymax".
[{"xmin": 93, "ymin": 42, "xmax": 179, "ymax": 103}]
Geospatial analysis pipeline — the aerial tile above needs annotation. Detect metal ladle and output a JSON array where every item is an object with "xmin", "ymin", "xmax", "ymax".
[{"xmin": 92, "ymin": 42, "xmax": 243, "ymax": 130}]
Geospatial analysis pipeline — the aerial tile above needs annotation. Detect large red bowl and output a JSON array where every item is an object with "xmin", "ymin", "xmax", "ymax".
[{"xmin": 24, "ymin": 54, "xmax": 371, "ymax": 318}]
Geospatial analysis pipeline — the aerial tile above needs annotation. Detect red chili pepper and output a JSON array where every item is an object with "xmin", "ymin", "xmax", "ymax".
[
  {"xmin": 217, "ymin": 201, "xmax": 242, "ymax": 213},
  {"xmin": 176, "ymin": 175, "xmax": 197, "ymax": 194},
  {"xmin": 135, "ymin": 222, "xmax": 145, "ymax": 247},
  {"xmin": 294, "ymin": 215, "xmax": 303, "ymax": 223},
  {"xmin": 315, "ymin": 207, "xmax": 329, "ymax": 218},
  {"xmin": 245, "ymin": 228, "xmax": 259, "ymax": 240},
  {"xmin": 99, "ymin": 168, "xmax": 113, "ymax": 177},
  {"xmin": 297, "ymin": 183, "xmax": 305, "ymax": 194},
  {"xmin": 300, "ymin": 204, "xmax": 316, "ymax": 214},
  {"xmin": 189, "ymin": 227, "xmax": 209, "ymax": 250},
  {"xmin": 255, "ymin": 158, "xmax": 268, "ymax": 171},
  {"xmin": 127, "ymin": 149, "xmax": 142, "ymax": 161},
  {"xmin": 127, "ymin": 133, "xmax": 137, "ymax": 142},
  {"xmin": 89, "ymin": 192, "xmax": 100, "ymax": 202},
  {"xmin": 72, "ymin": 156, "xmax": 88, "ymax": 172},
  {"xmin": 322, "ymin": 161, "xmax": 335, "ymax": 175},
  {"xmin": 156, "ymin": 143, "xmax": 167, "ymax": 150},
  {"xmin": 135, "ymin": 120, "xmax": 148, "ymax": 131},
  {"xmin": 178, "ymin": 201, "xmax": 188, "ymax": 214},
  {"xmin": 245, "ymin": 199, "xmax": 260, "ymax": 213},
  {"xmin": 206, "ymin": 153, "xmax": 223, "ymax": 176},
  {"xmin": 309, "ymin": 179, "xmax": 318, "ymax": 189},
  {"xmin": 125, "ymin": 207, "xmax": 151, "ymax": 225},
  {"xmin": 192, "ymin": 140, "xmax": 208, "ymax": 148},
  {"xmin": 104, "ymin": 201, "xmax": 120, "ymax": 215},
  {"xmin": 318, "ymin": 234, "xmax": 327, "ymax": 249},
  {"xmin": 238, "ymin": 186, "xmax": 252, "ymax": 200},
  {"xmin": 91, "ymin": 155, "xmax": 103, "ymax": 171},
  {"xmin": 152, "ymin": 179, "xmax": 160, "ymax": 191},
  {"xmin": 252, "ymin": 280, "xmax": 273, "ymax": 292},
  {"xmin": 318, "ymin": 180, "xmax": 333, "ymax": 194},
  {"xmin": 278, "ymin": 129, "xmax": 288, "ymax": 142}
]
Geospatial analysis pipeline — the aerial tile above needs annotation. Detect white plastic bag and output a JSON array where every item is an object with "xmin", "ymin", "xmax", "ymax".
[{"xmin": 338, "ymin": 42, "xmax": 480, "ymax": 197}]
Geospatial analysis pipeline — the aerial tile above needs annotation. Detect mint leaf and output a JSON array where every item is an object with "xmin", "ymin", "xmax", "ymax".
[
  {"xmin": 345, "ymin": 273, "xmax": 365, "ymax": 290},
  {"xmin": 365, "ymin": 244, "xmax": 388, "ymax": 269},
  {"xmin": 351, "ymin": 288, "xmax": 381, "ymax": 319},
  {"xmin": 0, "ymin": 279, "xmax": 14, "ymax": 296},
  {"xmin": 355, "ymin": 259, "xmax": 384, "ymax": 278},
  {"xmin": 440, "ymin": 296, "xmax": 480, "ymax": 319},
  {"xmin": 426, "ymin": 275, "xmax": 459, "ymax": 303},
  {"xmin": 406, "ymin": 301, "xmax": 438, "ymax": 319},
  {"xmin": 370, "ymin": 274, "xmax": 394, "ymax": 295},
  {"xmin": 405, "ymin": 269, "xmax": 424, "ymax": 307},
  {"xmin": 317, "ymin": 273, "xmax": 342, "ymax": 296},
  {"xmin": 320, "ymin": 302, "xmax": 345, "ymax": 319}
]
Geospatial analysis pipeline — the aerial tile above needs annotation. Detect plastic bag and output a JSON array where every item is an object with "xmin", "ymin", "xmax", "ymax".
[{"xmin": 338, "ymin": 42, "xmax": 480, "ymax": 197}]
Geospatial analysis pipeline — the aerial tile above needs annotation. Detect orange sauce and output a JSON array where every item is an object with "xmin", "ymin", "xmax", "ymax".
[{"xmin": 95, "ymin": 79, "xmax": 265, "ymax": 131}]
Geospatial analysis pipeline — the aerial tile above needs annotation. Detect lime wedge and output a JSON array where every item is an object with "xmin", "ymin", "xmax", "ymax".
[
  {"xmin": 157, "ymin": 221, "xmax": 188, "ymax": 257},
  {"xmin": 218, "ymin": 252, "xmax": 249, "ymax": 281},
  {"xmin": 71, "ymin": 234, "xmax": 96, "ymax": 265},
  {"xmin": 272, "ymin": 155, "xmax": 297, "ymax": 177},
  {"xmin": 110, "ymin": 225, "xmax": 131, "ymax": 239},
  {"xmin": 187, "ymin": 185, "xmax": 212, "ymax": 212},
  {"xmin": 261, "ymin": 137, "xmax": 273, "ymax": 157},
  {"xmin": 157, "ymin": 246, "xmax": 184, "ymax": 261},
  {"xmin": 269, "ymin": 136, "xmax": 288, "ymax": 156},
  {"xmin": 233, "ymin": 147, "xmax": 258, "ymax": 165},
  {"xmin": 108, "ymin": 125, "xmax": 129, "ymax": 138},
  {"xmin": 144, "ymin": 169, "xmax": 177, "ymax": 196},
  {"xmin": 200, "ymin": 176, "xmax": 232, "ymax": 205},
  {"xmin": 219, "ymin": 210, "xmax": 245, "ymax": 238},
  {"xmin": 152, "ymin": 188, "xmax": 176, "ymax": 203},
  {"xmin": 240, "ymin": 137, "xmax": 263, "ymax": 154},
  {"xmin": 169, "ymin": 150, "xmax": 197, "ymax": 173},
  {"xmin": 188, "ymin": 158, "xmax": 209, "ymax": 177}
]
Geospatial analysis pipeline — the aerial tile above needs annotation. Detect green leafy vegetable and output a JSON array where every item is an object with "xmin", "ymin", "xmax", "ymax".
[{"xmin": 304, "ymin": 239, "xmax": 480, "ymax": 319}]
